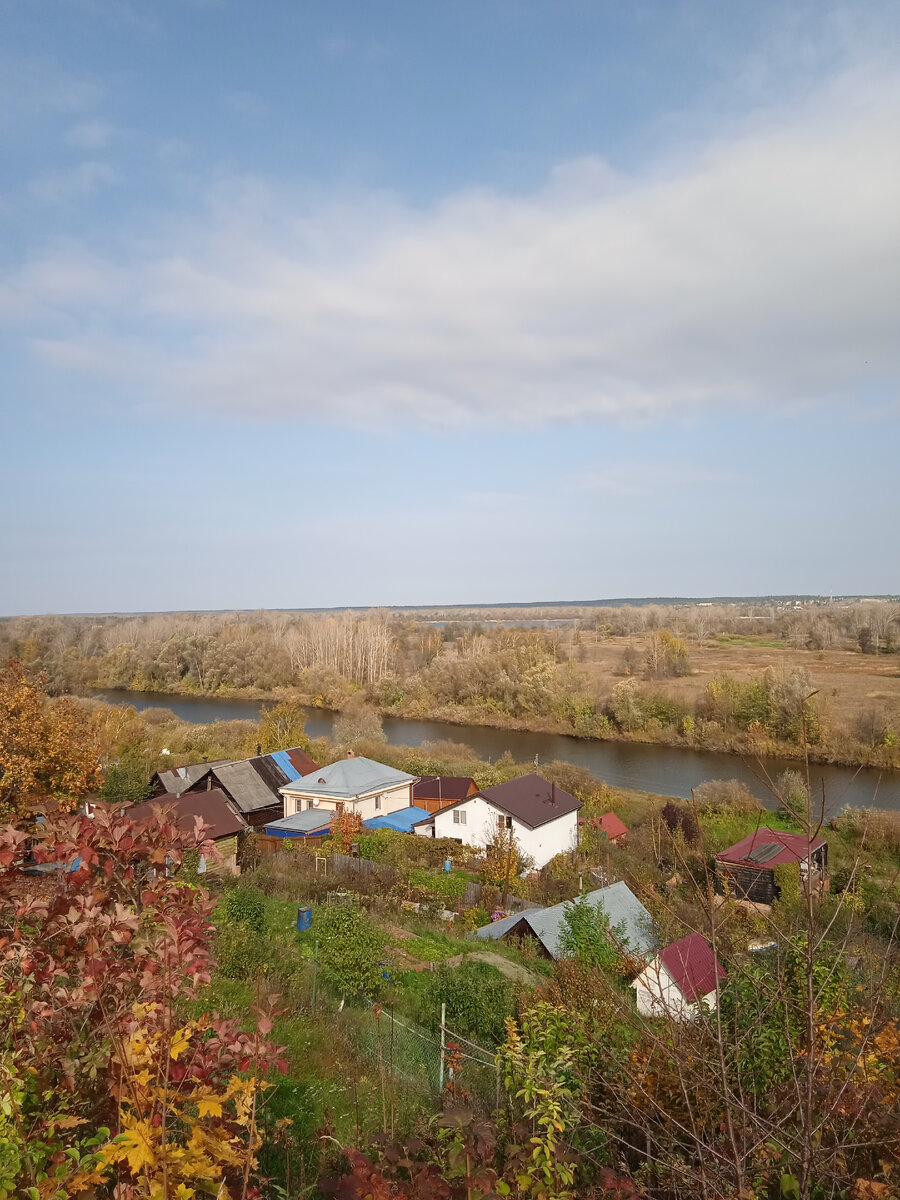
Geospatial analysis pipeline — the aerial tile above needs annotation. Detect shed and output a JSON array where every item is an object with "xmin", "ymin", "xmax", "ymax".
[
  {"xmin": 475, "ymin": 881, "xmax": 654, "ymax": 960},
  {"xmin": 632, "ymin": 933, "xmax": 727, "ymax": 1020},
  {"xmin": 263, "ymin": 810, "xmax": 333, "ymax": 839},
  {"xmin": 714, "ymin": 828, "xmax": 828, "ymax": 905},
  {"xmin": 412, "ymin": 776, "xmax": 478, "ymax": 813},
  {"xmin": 593, "ymin": 812, "xmax": 628, "ymax": 844},
  {"xmin": 126, "ymin": 789, "xmax": 247, "ymax": 876}
]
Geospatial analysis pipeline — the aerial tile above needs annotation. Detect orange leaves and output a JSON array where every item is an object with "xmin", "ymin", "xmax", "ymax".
[{"xmin": 0, "ymin": 658, "xmax": 101, "ymax": 817}]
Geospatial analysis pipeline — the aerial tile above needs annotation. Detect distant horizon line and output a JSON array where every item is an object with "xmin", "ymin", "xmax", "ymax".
[{"xmin": 3, "ymin": 593, "xmax": 898, "ymax": 620}]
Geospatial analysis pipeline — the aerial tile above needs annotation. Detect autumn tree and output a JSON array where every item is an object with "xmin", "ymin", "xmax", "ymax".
[
  {"xmin": 254, "ymin": 700, "xmax": 311, "ymax": 754},
  {"xmin": 0, "ymin": 658, "xmax": 101, "ymax": 817}
]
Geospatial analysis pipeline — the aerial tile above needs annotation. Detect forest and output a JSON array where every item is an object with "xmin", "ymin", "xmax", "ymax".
[{"xmin": 1, "ymin": 599, "xmax": 898, "ymax": 768}]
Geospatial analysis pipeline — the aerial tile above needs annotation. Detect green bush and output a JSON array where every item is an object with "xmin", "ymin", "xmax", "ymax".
[
  {"xmin": 214, "ymin": 921, "xmax": 268, "ymax": 979},
  {"xmin": 219, "ymin": 884, "xmax": 267, "ymax": 934},
  {"xmin": 315, "ymin": 903, "xmax": 388, "ymax": 1002},
  {"xmin": 417, "ymin": 959, "xmax": 518, "ymax": 1046}
]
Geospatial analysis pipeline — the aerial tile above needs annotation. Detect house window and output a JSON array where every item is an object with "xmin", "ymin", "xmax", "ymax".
[
  {"xmin": 453, "ymin": 810, "xmax": 467, "ymax": 825},
  {"xmin": 375, "ymin": 795, "xmax": 382, "ymax": 811},
  {"xmin": 307, "ymin": 800, "xmax": 315, "ymax": 810},
  {"xmin": 497, "ymin": 814, "xmax": 512, "ymax": 831}
]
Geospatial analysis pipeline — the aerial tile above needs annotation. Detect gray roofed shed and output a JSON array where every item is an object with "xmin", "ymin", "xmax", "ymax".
[{"xmin": 475, "ymin": 882, "xmax": 655, "ymax": 960}]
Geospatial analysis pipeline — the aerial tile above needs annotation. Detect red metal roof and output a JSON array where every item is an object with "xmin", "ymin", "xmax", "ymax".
[
  {"xmin": 715, "ymin": 828, "xmax": 826, "ymax": 868},
  {"xmin": 126, "ymin": 789, "xmax": 247, "ymax": 842},
  {"xmin": 595, "ymin": 812, "xmax": 628, "ymax": 840},
  {"xmin": 659, "ymin": 933, "xmax": 727, "ymax": 1002}
]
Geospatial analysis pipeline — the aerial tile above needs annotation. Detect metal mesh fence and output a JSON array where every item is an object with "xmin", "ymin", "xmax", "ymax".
[{"xmin": 350, "ymin": 1006, "xmax": 500, "ymax": 1112}]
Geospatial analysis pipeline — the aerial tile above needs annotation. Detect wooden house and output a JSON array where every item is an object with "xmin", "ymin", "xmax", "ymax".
[
  {"xmin": 126, "ymin": 789, "xmax": 248, "ymax": 876},
  {"xmin": 631, "ymin": 932, "xmax": 727, "ymax": 1020},
  {"xmin": 412, "ymin": 775, "xmax": 478, "ymax": 813},
  {"xmin": 714, "ymin": 828, "xmax": 828, "ymax": 905}
]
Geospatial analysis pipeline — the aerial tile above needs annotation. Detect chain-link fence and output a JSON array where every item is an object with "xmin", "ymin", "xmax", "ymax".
[{"xmin": 350, "ymin": 1005, "xmax": 500, "ymax": 1112}]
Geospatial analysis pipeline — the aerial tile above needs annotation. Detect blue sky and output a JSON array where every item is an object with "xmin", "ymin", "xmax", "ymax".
[{"xmin": 1, "ymin": 0, "xmax": 898, "ymax": 614}]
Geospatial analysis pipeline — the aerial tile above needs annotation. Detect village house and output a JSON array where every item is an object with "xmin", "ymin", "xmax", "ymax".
[
  {"xmin": 127, "ymin": 788, "xmax": 248, "ymax": 876},
  {"xmin": 631, "ymin": 932, "xmax": 727, "ymax": 1020},
  {"xmin": 179, "ymin": 746, "xmax": 320, "ymax": 829},
  {"xmin": 475, "ymin": 881, "xmax": 655, "ymax": 960},
  {"xmin": 150, "ymin": 759, "xmax": 230, "ymax": 797},
  {"xmin": 412, "ymin": 775, "xmax": 478, "ymax": 813},
  {"xmin": 278, "ymin": 753, "xmax": 416, "ymax": 822},
  {"xmin": 714, "ymin": 828, "xmax": 829, "ymax": 905},
  {"xmin": 413, "ymin": 773, "xmax": 580, "ymax": 871}
]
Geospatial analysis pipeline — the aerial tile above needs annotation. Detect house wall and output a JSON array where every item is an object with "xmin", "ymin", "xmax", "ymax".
[
  {"xmin": 632, "ymin": 960, "xmax": 715, "ymax": 1020},
  {"xmin": 714, "ymin": 861, "xmax": 777, "ymax": 905},
  {"xmin": 429, "ymin": 797, "xmax": 577, "ymax": 870},
  {"xmin": 282, "ymin": 781, "xmax": 412, "ymax": 821}
]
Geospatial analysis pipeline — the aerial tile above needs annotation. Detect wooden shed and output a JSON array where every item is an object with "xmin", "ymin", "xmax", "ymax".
[{"xmin": 714, "ymin": 828, "xmax": 828, "ymax": 905}]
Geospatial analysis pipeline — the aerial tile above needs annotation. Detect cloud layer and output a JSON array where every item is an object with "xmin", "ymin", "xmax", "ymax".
[{"xmin": 7, "ymin": 70, "xmax": 900, "ymax": 428}]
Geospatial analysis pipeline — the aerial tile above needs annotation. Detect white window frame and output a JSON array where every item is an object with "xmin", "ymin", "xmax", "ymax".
[{"xmin": 453, "ymin": 809, "xmax": 467, "ymax": 825}]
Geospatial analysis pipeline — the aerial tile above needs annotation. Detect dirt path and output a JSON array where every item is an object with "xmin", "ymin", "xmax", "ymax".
[{"xmin": 444, "ymin": 950, "xmax": 542, "ymax": 986}]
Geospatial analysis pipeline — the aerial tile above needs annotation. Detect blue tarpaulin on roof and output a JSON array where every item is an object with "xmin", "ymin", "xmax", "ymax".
[
  {"xmin": 270, "ymin": 750, "xmax": 302, "ymax": 781},
  {"xmin": 362, "ymin": 806, "xmax": 432, "ymax": 833}
]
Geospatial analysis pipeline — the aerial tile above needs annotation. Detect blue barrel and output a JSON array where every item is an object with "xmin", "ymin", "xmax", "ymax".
[
  {"xmin": 296, "ymin": 905, "xmax": 312, "ymax": 932},
  {"xmin": 443, "ymin": 859, "xmax": 452, "ymax": 873}
]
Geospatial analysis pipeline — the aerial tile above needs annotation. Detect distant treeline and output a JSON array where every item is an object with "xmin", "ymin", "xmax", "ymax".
[{"xmin": 1, "ymin": 601, "xmax": 898, "ymax": 765}]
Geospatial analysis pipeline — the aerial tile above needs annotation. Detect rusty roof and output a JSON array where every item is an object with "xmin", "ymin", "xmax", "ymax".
[{"xmin": 715, "ymin": 828, "xmax": 826, "ymax": 868}]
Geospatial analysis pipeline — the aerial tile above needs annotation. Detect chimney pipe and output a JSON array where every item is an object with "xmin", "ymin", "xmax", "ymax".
[{"xmin": 256, "ymin": 743, "xmax": 262, "ymax": 758}]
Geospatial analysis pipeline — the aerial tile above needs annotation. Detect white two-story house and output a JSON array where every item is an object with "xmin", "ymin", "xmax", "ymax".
[
  {"xmin": 413, "ymin": 773, "xmax": 581, "ymax": 870},
  {"xmin": 279, "ymin": 753, "xmax": 416, "ymax": 822}
]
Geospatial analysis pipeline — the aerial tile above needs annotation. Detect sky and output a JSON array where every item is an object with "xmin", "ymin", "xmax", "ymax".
[{"xmin": 1, "ymin": 0, "xmax": 898, "ymax": 614}]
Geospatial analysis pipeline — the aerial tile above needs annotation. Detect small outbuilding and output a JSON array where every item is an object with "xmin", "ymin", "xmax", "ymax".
[
  {"xmin": 591, "ymin": 812, "xmax": 628, "ymax": 844},
  {"xmin": 631, "ymin": 932, "xmax": 727, "ymax": 1020},
  {"xmin": 475, "ymin": 881, "xmax": 655, "ymax": 961},
  {"xmin": 412, "ymin": 776, "xmax": 478, "ymax": 813},
  {"xmin": 127, "ymin": 789, "xmax": 248, "ymax": 876},
  {"xmin": 714, "ymin": 828, "xmax": 828, "ymax": 905},
  {"xmin": 263, "ymin": 810, "xmax": 332, "ymax": 840},
  {"xmin": 363, "ymin": 806, "xmax": 433, "ymax": 833}
]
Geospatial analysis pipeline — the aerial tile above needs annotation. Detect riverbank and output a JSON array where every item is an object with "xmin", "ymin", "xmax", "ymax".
[
  {"xmin": 86, "ymin": 680, "xmax": 900, "ymax": 773},
  {"xmin": 88, "ymin": 687, "xmax": 900, "ymax": 813}
]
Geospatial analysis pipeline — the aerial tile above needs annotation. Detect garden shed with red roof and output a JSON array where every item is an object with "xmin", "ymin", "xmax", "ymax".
[
  {"xmin": 631, "ymin": 932, "xmax": 727, "ymax": 1020},
  {"xmin": 714, "ymin": 828, "xmax": 828, "ymax": 905}
]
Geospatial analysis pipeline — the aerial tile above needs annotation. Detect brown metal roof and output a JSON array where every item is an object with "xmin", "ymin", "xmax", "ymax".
[
  {"xmin": 412, "ymin": 776, "xmax": 477, "ymax": 802},
  {"xmin": 286, "ymin": 748, "xmax": 319, "ymax": 776},
  {"xmin": 126, "ymin": 789, "xmax": 247, "ymax": 841},
  {"xmin": 475, "ymin": 774, "xmax": 582, "ymax": 829}
]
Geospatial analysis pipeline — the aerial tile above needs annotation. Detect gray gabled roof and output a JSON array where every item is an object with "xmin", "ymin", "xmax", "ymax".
[
  {"xmin": 213, "ymin": 759, "xmax": 283, "ymax": 814},
  {"xmin": 475, "ymin": 882, "xmax": 655, "ymax": 960},
  {"xmin": 156, "ymin": 761, "xmax": 229, "ymax": 795},
  {"xmin": 279, "ymin": 756, "xmax": 415, "ymax": 801}
]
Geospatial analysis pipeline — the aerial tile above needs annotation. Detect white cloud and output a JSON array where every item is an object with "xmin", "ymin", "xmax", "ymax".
[
  {"xmin": 29, "ymin": 160, "xmax": 120, "ymax": 203},
  {"xmin": 8, "ymin": 68, "xmax": 900, "ymax": 428},
  {"xmin": 66, "ymin": 119, "xmax": 118, "ymax": 150}
]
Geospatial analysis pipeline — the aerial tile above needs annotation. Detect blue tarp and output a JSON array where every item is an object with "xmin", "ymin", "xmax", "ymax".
[
  {"xmin": 270, "ymin": 749, "xmax": 302, "ymax": 782},
  {"xmin": 362, "ymin": 806, "xmax": 432, "ymax": 833}
]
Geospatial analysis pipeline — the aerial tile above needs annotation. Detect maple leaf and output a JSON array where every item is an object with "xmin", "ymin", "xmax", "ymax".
[{"xmin": 196, "ymin": 1095, "xmax": 224, "ymax": 1118}]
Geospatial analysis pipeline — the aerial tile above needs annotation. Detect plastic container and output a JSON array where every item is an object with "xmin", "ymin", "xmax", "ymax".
[
  {"xmin": 443, "ymin": 858, "xmax": 452, "ymax": 873},
  {"xmin": 296, "ymin": 905, "xmax": 312, "ymax": 932}
]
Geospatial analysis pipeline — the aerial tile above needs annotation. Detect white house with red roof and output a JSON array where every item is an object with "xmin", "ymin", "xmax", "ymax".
[{"xmin": 631, "ymin": 932, "xmax": 727, "ymax": 1020}]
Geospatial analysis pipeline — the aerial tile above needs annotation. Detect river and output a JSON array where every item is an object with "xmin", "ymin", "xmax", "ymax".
[{"xmin": 91, "ymin": 688, "xmax": 899, "ymax": 815}]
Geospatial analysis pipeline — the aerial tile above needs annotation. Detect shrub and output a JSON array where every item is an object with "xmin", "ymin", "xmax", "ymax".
[
  {"xmin": 419, "ymin": 959, "xmax": 518, "ymax": 1046},
  {"xmin": 315, "ymin": 902, "xmax": 388, "ymax": 1002},
  {"xmin": 214, "ymin": 920, "xmax": 269, "ymax": 979},
  {"xmin": 219, "ymin": 883, "xmax": 267, "ymax": 934},
  {"xmin": 693, "ymin": 779, "xmax": 762, "ymax": 815}
]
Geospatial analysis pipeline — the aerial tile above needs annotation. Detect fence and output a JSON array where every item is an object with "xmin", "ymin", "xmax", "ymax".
[{"xmin": 351, "ymin": 1004, "xmax": 500, "ymax": 1113}]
